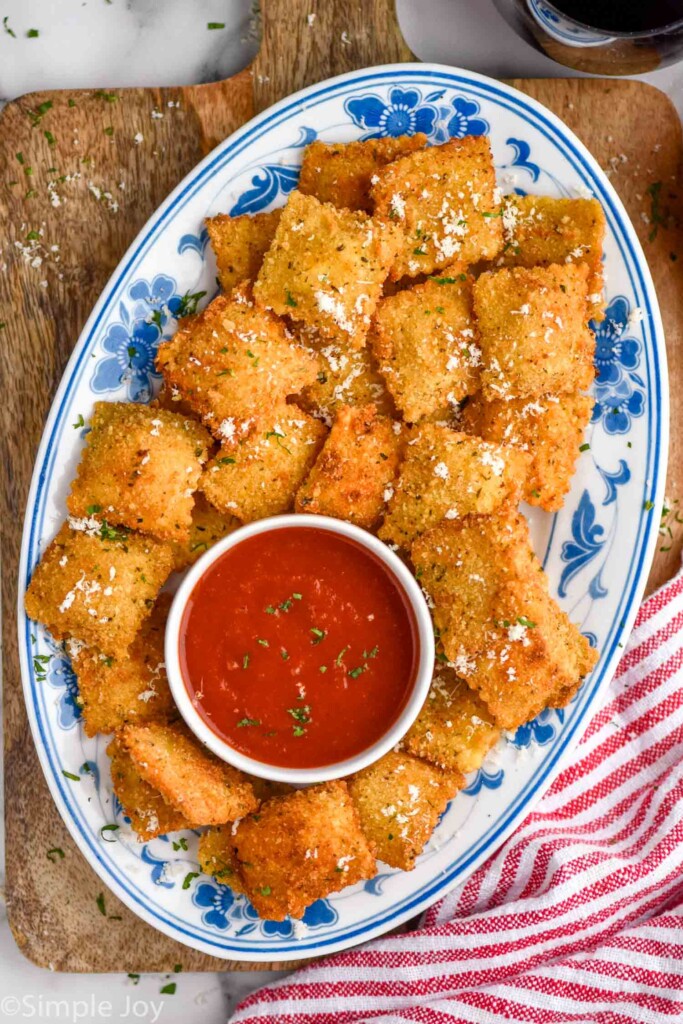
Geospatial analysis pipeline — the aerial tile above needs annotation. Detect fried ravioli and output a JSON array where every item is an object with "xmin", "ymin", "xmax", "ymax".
[
  {"xmin": 107, "ymin": 739, "xmax": 192, "ymax": 841},
  {"xmin": 206, "ymin": 209, "xmax": 282, "ymax": 292},
  {"xmin": 24, "ymin": 522, "xmax": 174, "ymax": 656},
  {"xmin": 348, "ymin": 751, "xmax": 462, "ymax": 870},
  {"xmin": 71, "ymin": 593, "xmax": 176, "ymax": 737},
  {"xmin": 295, "ymin": 404, "xmax": 402, "ymax": 528},
  {"xmin": 461, "ymin": 390, "xmax": 594, "ymax": 511},
  {"xmin": 198, "ymin": 827, "xmax": 246, "ymax": 894},
  {"xmin": 67, "ymin": 402, "xmax": 211, "ymax": 543},
  {"xmin": 404, "ymin": 665, "xmax": 500, "ymax": 773},
  {"xmin": 254, "ymin": 190, "xmax": 402, "ymax": 349},
  {"xmin": 298, "ymin": 134, "xmax": 427, "ymax": 212},
  {"xmin": 371, "ymin": 270, "xmax": 481, "ymax": 422},
  {"xmin": 119, "ymin": 721, "xmax": 258, "ymax": 826},
  {"xmin": 233, "ymin": 780, "xmax": 376, "ymax": 920},
  {"xmin": 202, "ymin": 406, "xmax": 327, "ymax": 521},
  {"xmin": 379, "ymin": 424, "xmax": 530, "ymax": 548},
  {"xmin": 371, "ymin": 136, "xmax": 503, "ymax": 279},
  {"xmin": 171, "ymin": 493, "xmax": 241, "ymax": 571},
  {"xmin": 155, "ymin": 285, "xmax": 319, "ymax": 437},
  {"xmin": 473, "ymin": 263, "xmax": 595, "ymax": 401}
]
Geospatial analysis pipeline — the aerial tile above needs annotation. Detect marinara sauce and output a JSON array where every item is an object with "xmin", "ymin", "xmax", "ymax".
[{"xmin": 179, "ymin": 527, "xmax": 418, "ymax": 769}]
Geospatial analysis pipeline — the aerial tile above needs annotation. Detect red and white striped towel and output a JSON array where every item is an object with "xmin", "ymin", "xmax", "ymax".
[{"xmin": 231, "ymin": 569, "xmax": 683, "ymax": 1024}]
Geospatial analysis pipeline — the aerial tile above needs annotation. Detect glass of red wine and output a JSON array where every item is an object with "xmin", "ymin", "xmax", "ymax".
[{"xmin": 492, "ymin": 0, "xmax": 683, "ymax": 75}]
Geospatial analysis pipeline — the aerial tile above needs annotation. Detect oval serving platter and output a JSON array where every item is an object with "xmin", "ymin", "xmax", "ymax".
[{"xmin": 18, "ymin": 65, "xmax": 668, "ymax": 961}]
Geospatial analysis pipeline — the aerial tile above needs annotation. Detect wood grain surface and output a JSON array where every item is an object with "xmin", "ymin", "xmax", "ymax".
[{"xmin": 1, "ymin": 0, "xmax": 681, "ymax": 974}]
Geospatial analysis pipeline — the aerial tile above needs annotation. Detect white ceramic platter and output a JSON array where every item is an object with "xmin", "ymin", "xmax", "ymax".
[{"xmin": 18, "ymin": 64, "xmax": 668, "ymax": 961}]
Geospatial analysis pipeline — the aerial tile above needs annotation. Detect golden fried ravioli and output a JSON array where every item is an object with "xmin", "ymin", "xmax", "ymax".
[
  {"xmin": 206, "ymin": 209, "xmax": 282, "ymax": 292},
  {"xmin": 371, "ymin": 136, "xmax": 503, "ymax": 279},
  {"xmin": 371, "ymin": 270, "xmax": 481, "ymax": 422},
  {"xmin": 155, "ymin": 285, "xmax": 319, "ymax": 437},
  {"xmin": 348, "ymin": 751, "xmax": 462, "ymax": 870},
  {"xmin": 412, "ymin": 512, "xmax": 597, "ymax": 729},
  {"xmin": 295, "ymin": 404, "xmax": 402, "ymax": 529},
  {"xmin": 461, "ymin": 390, "xmax": 594, "ymax": 511},
  {"xmin": 107, "ymin": 739, "xmax": 192, "ymax": 841},
  {"xmin": 67, "ymin": 402, "xmax": 211, "ymax": 543},
  {"xmin": 202, "ymin": 406, "xmax": 327, "ymax": 522},
  {"xmin": 119, "ymin": 721, "xmax": 258, "ymax": 826},
  {"xmin": 233, "ymin": 780, "xmax": 376, "ymax": 920},
  {"xmin": 296, "ymin": 326, "xmax": 394, "ymax": 423},
  {"xmin": 473, "ymin": 263, "xmax": 595, "ymax": 400},
  {"xmin": 71, "ymin": 593, "xmax": 176, "ymax": 737},
  {"xmin": 198, "ymin": 827, "xmax": 246, "ymax": 894},
  {"xmin": 379, "ymin": 424, "xmax": 530, "ymax": 548},
  {"xmin": 404, "ymin": 664, "xmax": 500, "ymax": 773},
  {"xmin": 497, "ymin": 194, "xmax": 606, "ymax": 320},
  {"xmin": 24, "ymin": 522, "xmax": 173, "ymax": 656},
  {"xmin": 171, "ymin": 493, "xmax": 241, "ymax": 571},
  {"xmin": 298, "ymin": 134, "xmax": 427, "ymax": 212},
  {"xmin": 254, "ymin": 190, "xmax": 402, "ymax": 349}
]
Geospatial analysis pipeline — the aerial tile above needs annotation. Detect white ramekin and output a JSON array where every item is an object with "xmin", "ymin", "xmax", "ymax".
[{"xmin": 165, "ymin": 514, "xmax": 434, "ymax": 784}]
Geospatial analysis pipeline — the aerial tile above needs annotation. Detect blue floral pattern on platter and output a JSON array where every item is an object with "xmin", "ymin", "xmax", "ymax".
[
  {"xmin": 20, "ymin": 68, "xmax": 665, "ymax": 961},
  {"xmin": 91, "ymin": 275, "xmax": 185, "ymax": 403}
]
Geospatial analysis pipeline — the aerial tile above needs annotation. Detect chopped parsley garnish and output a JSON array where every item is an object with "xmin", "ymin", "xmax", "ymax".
[
  {"xmin": 285, "ymin": 288, "xmax": 298, "ymax": 307},
  {"xmin": 2, "ymin": 15, "xmax": 16, "ymax": 36},
  {"xmin": 44, "ymin": 129, "xmax": 56, "ymax": 146},
  {"xmin": 310, "ymin": 627, "xmax": 326, "ymax": 644},
  {"xmin": 100, "ymin": 824, "xmax": 119, "ymax": 842},
  {"xmin": 413, "ymin": 247, "xmax": 426, "ymax": 256},
  {"xmin": 348, "ymin": 665, "xmax": 366, "ymax": 679},
  {"xmin": 292, "ymin": 724, "xmax": 306, "ymax": 737},
  {"xmin": 15, "ymin": 151, "xmax": 24, "ymax": 164},
  {"xmin": 293, "ymin": 592, "xmax": 302, "ymax": 600},
  {"xmin": 128, "ymin": 974, "xmax": 140, "ymax": 985},
  {"xmin": 281, "ymin": 648, "xmax": 289, "ymax": 660},
  {"xmin": 287, "ymin": 706, "xmax": 311, "ymax": 723},
  {"xmin": 218, "ymin": 456, "xmax": 236, "ymax": 465},
  {"xmin": 29, "ymin": 100, "xmax": 53, "ymax": 126},
  {"xmin": 96, "ymin": 892, "xmax": 107, "ymax": 916},
  {"xmin": 72, "ymin": 413, "xmax": 85, "ymax": 429},
  {"xmin": 259, "ymin": 885, "xmax": 272, "ymax": 895},
  {"xmin": 27, "ymin": 28, "xmax": 39, "ymax": 37},
  {"xmin": 86, "ymin": 503, "xmax": 102, "ymax": 515},
  {"xmin": 94, "ymin": 90, "xmax": 118, "ymax": 102},
  {"xmin": 242, "ymin": 653, "xmax": 250, "ymax": 669},
  {"xmin": 61, "ymin": 770, "xmax": 80, "ymax": 782},
  {"xmin": 265, "ymin": 605, "xmax": 276, "ymax": 614},
  {"xmin": 182, "ymin": 871, "xmax": 199, "ymax": 890},
  {"xmin": 104, "ymin": 126, "xmax": 114, "ymax": 137},
  {"xmin": 160, "ymin": 983, "xmax": 176, "ymax": 995},
  {"xmin": 433, "ymin": 273, "xmax": 466, "ymax": 284},
  {"xmin": 517, "ymin": 616, "xmax": 536, "ymax": 628},
  {"xmin": 237, "ymin": 717, "xmax": 260, "ymax": 727},
  {"xmin": 46, "ymin": 847, "xmax": 65, "ymax": 862},
  {"xmin": 265, "ymin": 428, "xmax": 292, "ymax": 454},
  {"xmin": 174, "ymin": 289, "xmax": 207, "ymax": 317},
  {"xmin": 257, "ymin": 638, "xmax": 269, "ymax": 647},
  {"xmin": 319, "ymin": 665, "xmax": 327, "ymax": 673},
  {"xmin": 172, "ymin": 836, "xmax": 188, "ymax": 851},
  {"xmin": 644, "ymin": 499, "xmax": 655, "ymax": 511},
  {"xmin": 336, "ymin": 646, "xmax": 349, "ymax": 665},
  {"xmin": 579, "ymin": 443, "xmax": 590, "ymax": 452},
  {"xmin": 363, "ymin": 645, "xmax": 379, "ymax": 659},
  {"xmin": 207, "ymin": 21, "xmax": 226, "ymax": 29},
  {"xmin": 99, "ymin": 521, "xmax": 128, "ymax": 542}
]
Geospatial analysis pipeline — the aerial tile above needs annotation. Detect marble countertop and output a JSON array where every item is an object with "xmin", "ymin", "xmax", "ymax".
[{"xmin": 1, "ymin": 1, "xmax": 682, "ymax": 1021}]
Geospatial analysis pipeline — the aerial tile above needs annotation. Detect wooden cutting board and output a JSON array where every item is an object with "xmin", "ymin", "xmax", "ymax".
[{"xmin": 1, "ymin": 0, "xmax": 681, "ymax": 974}]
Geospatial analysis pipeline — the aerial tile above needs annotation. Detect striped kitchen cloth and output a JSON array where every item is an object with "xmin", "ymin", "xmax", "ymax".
[{"xmin": 231, "ymin": 569, "xmax": 683, "ymax": 1024}]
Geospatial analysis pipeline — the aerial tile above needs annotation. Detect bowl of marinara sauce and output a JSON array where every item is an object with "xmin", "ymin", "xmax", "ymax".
[{"xmin": 165, "ymin": 515, "xmax": 435, "ymax": 784}]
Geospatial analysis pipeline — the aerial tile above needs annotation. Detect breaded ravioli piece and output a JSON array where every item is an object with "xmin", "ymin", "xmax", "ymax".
[
  {"xmin": 473, "ymin": 263, "xmax": 595, "ymax": 401},
  {"xmin": 254, "ymin": 190, "xmax": 402, "ymax": 349},
  {"xmin": 461, "ymin": 391, "xmax": 594, "ymax": 511},
  {"xmin": 348, "ymin": 751, "xmax": 462, "ymax": 870},
  {"xmin": 71, "ymin": 594, "xmax": 176, "ymax": 737},
  {"xmin": 496, "ymin": 194, "xmax": 606, "ymax": 320},
  {"xmin": 171, "ymin": 494, "xmax": 241, "ymax": 571},
  {"xmin": 371, "ymin": 136, "xmax": 503, "ymax": 279},
  {"xmin": 155, "ymin": 285, "xmax": 319, "ymax": 437},
  {"xmin": 296, "ymin": 326, "xmax": 394, "ymax": 423},
  {"xmin": 107, "ymin": 739, "xmax": 192, "ymax": 841},
  {"xmin": 66, "ymin": 402, "xmax": 211, "ymax": 543},
  {"xmin": 24, "ymin": 522, "xmax": 173, "ymax": 656},
  {"xmin": 371, "ymin": 270, "xmax": 481, "ymax": 422},
  {"xmin": 233, "ymin": 780, "xmax": 376, "ymax": 920},
  {"xmin": 198, "ymin": 827, "xmax": 246, "ymax": 894},
  {"xmin": 379, "ymin": 424, "xmax": 530, "ymax": 548},
  {"xmin": 202, "ymin": 406, "xmax": 327, "ymax": 522},
  {"xmin": 298, "ymin": 134, "xmax": 427, "ymax": 212},
  {"xmin": 404, "ymin": 665, "xmax": 500, "ymax": 773},
  {"xmin": 295, "ymin": 405, "xmax": 402, "ymax": 529},
  {"xmin": 206, "ymin": 209, "xmax": 282, "ymax": 292},
  {"xmin": 119, "ymin": 721, "xmax": 258, "ymax": 826},
  {"xmin": 412, "ymin": 513, "xmax": 597, "ymax": 728}
]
